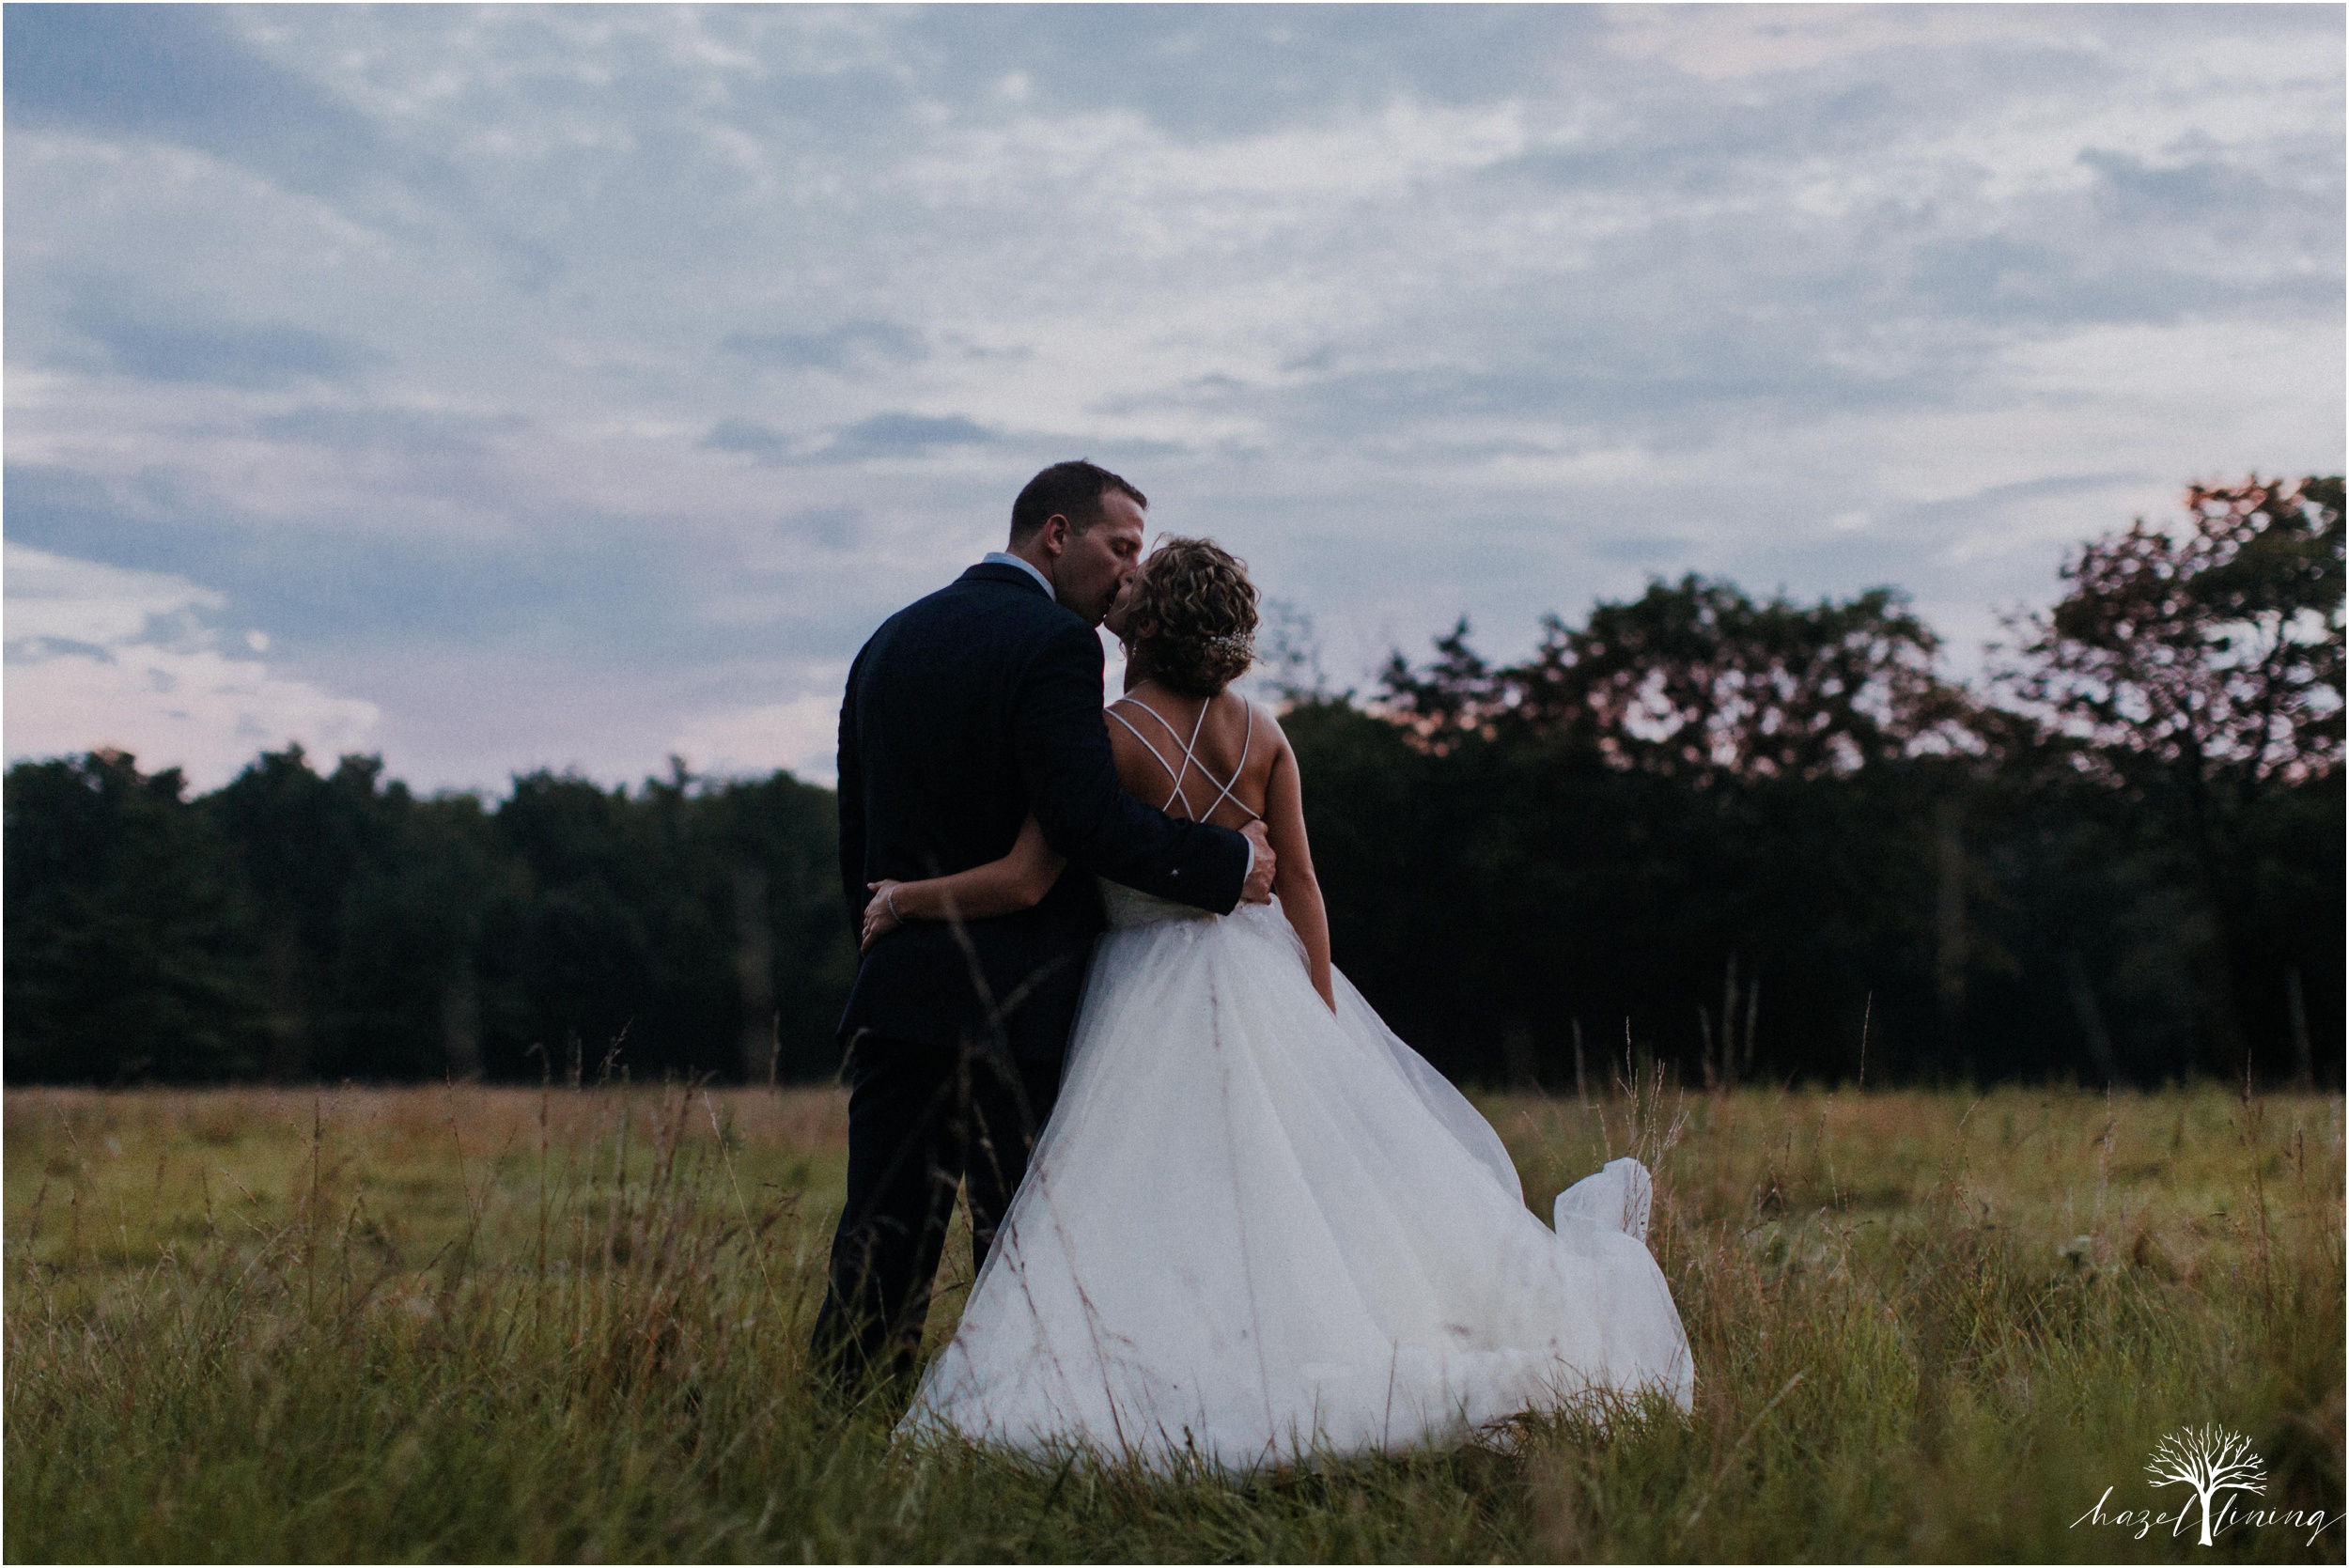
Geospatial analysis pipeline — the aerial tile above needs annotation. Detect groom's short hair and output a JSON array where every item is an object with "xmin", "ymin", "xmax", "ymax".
[{"xmin": 1010, "ymin": 460, "xmax": 1146, "ymax": 541}]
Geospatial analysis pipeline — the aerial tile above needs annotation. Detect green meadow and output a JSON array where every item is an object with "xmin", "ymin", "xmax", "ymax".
[{"xmin": 6, "ymin": 1080, "xmax": 2340, "ymax": 1562}]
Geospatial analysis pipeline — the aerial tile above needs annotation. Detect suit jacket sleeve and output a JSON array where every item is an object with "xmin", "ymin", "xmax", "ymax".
[
  {"xmin": 835, "ymin": 651, "xmax": 869, "ymax": 939},
  {"xmin": 1013, "ymin": 619, "xmax": 1250, "ymax": 913}
]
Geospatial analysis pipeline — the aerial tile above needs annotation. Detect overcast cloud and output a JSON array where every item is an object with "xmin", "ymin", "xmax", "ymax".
[{"xmin": 6, "ymin": 4, "xmax": 2341, "ymax": 790}]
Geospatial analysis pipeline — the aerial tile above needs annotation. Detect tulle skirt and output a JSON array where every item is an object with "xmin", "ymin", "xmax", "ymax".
[{"xmin": 899, "ymin": 891, "xmax": 1693, "ymax": 1470}]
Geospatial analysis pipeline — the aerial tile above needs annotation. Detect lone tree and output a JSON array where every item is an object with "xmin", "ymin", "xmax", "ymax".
[
  {"xmin": 1997, "ymin": 475, "xmax": 2345, "ymax": 1073},
  {"xmin": 2000, "ymin": 475, "xmax": 2343, "ymax": 794},
  {"xmin": 2145, "ymin": 1423, "xmax": 2267, "ymax": 1545}
]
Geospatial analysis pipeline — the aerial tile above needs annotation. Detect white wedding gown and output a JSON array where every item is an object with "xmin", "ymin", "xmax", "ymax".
[{"xmin": 899, "ymin": 880, "xmax": 1695, "ymax": 1470}]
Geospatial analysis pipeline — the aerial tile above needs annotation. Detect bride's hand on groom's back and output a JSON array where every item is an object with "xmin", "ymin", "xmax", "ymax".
[{"xmin": 1240, "ymin": 821, "xmax": 1276, "ymax": 904}]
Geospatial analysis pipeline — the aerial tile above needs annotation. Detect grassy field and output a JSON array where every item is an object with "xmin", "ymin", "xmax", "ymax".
[{"xmin": 5, "ymin": 1077, "xmax": 2341, "ymax": 1562}]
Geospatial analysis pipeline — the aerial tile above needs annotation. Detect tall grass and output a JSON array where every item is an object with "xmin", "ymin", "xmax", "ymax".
[{"xmin": 6, "ymin": 1079, "xmax": 2341, "ymax": 1561}]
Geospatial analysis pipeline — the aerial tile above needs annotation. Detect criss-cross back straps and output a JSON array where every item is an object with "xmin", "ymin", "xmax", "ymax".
[
  {"xmin": 1107, "ymin": 697, "xmax": 1208, "ymax": 812},
  {"xmin": 1192, "ymin": 702, "xmax": 1257, "ymax": 823},
  {"xmin": 1107, "ymin": 695, "xmax": 1262, "ymax": 825}
]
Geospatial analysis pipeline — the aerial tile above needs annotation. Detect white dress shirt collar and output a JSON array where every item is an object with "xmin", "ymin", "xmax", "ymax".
[{"xmin": 980, "ymin": 551, "xmax": 1055, "ymax": 602}]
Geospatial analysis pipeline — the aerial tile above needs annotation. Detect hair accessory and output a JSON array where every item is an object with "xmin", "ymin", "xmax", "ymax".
[{"xmin": 1206, "ymin": 632, "xmax": 1255, "ymax": 658}]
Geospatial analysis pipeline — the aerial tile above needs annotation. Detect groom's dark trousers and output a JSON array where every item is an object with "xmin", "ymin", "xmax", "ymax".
[{"xmin": 812, "ymin": 562, "xmax": 1251, "ymax": 1393}]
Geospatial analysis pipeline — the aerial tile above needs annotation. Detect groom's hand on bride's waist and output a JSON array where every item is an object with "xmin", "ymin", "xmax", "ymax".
[{"xmin": 1240, "ymin": 821, "xmax": 1277, "ymax": 904}]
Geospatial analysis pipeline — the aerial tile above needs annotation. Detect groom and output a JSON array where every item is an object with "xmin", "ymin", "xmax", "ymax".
[{"xmin": 814, "ymin": 458, "xmax": 1276, "ymax": 1393}]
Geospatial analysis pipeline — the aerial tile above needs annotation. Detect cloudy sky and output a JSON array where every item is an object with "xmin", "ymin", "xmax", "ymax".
[{"xmin": 6, "ymin": 4, "xmax": 2341, "ymax": 792}]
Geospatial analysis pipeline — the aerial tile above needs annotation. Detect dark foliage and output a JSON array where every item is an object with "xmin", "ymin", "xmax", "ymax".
[
  {"xmin": 5, "ymin": 752, "xmax": 267, "ymax": 1082},
  {"xmin": 1332, "ymin": 477, "xmax": 2342, "ymax": 1089},
  {"xmin": 1991, "ymin": 475, "xmax": 2346, "ymax": 1077},
  {"xmin": 5, "ymin": 478, "xmax": 2338, "ymax": 1089},
  {"xmin": 7, "ymin": 749, "xmax": 855, "ymax": 1085}
]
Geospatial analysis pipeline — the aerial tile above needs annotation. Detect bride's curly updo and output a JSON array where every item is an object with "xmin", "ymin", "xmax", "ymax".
[{"xmin": 1127, "ymin": 536, "xmax": 1258, "ymax": 698}]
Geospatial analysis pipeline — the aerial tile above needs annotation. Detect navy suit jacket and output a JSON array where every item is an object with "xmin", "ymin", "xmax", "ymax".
[{"xmin": 836, "ymin": 563, "xmax": 1251, "ymax": 1064}]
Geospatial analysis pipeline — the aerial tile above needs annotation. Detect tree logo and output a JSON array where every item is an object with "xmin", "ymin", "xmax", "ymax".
[
  {"xmin": 2145, "ymin": 1424, "xmax": 2266, "ymax": 1547},
  {"xmin": 2071, "ymin": 1423, "xmax": 2334, "ymax": 1547}
]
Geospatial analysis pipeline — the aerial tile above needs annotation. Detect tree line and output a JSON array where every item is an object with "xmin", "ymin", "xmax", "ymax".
[
  {"xmin": 6, "ymin": 476, "xmax": 2340, "ymax": 1090},
  {"xmin": 4, "ymin": 753, "xmax": 855, "ymax": 1087}
]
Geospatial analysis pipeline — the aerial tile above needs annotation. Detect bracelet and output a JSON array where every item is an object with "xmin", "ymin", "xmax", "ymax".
[{"xmin": 885, "ymin": 887, "xmax": 902, "ymax": 923}]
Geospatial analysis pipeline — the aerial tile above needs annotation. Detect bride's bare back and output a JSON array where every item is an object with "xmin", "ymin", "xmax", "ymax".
[
  {"xmin": 1105, "ymin": 685, "xmax": 1280, "ymax": 830},
  {"xmin": 1104, "ymin": 679, "xmax": 1331, "ymax": 1008}
]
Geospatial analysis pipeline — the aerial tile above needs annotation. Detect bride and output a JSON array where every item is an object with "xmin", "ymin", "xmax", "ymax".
[{"xmin": 856, "ymin": 536, "xmax": 1692, "ymax": 1469}]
